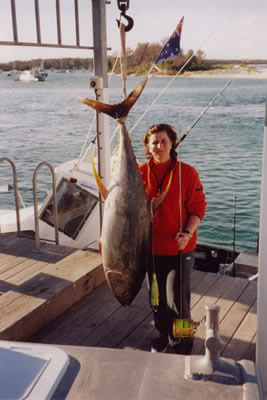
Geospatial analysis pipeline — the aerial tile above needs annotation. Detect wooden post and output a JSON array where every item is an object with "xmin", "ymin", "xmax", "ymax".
[{"xmin": 256, "ymin": 97, "xmax": 267, "ymax": 395}]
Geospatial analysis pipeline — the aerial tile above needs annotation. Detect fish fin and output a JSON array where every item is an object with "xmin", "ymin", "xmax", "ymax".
[
  {"xmin": 90, "ymin": 149, "xmax": 109, "ymax": 200},
  {"xmin": 152, "ymin": 169, "xmax": 173, "ymax": 212},
  {"xmin": 78, "ymin": 77, "xmax": 148, "ymax": 121}
]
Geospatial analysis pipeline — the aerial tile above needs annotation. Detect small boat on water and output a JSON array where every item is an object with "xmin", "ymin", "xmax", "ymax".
[{"xmin": 17, "ymin": 69, "xmax": 46, "ymax": 82}]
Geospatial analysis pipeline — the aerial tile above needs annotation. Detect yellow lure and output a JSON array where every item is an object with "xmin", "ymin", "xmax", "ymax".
[{"xmin": 150, "ymin": 272, "xmax": 159, "ymax": 311}]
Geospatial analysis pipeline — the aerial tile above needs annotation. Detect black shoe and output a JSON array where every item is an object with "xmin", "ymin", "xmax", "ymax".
[
  {"xmin": 171, "ymin": 338, "xmax": 194, "ymax": 355},
  {"xmin": 151, "ymin": 335, "xmax": 169, "ymax": 353}
]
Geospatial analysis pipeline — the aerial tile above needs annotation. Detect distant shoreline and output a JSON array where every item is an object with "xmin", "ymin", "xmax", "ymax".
[
  {"xmin": 181, "ymin": 65, "xmax": 267, "ymax": 79},
  {"xmin": 138, "ymin": 65, "xmax": 267, "ymax": 80}
]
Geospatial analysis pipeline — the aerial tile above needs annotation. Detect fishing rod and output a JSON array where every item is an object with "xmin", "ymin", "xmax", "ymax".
[
  {"xmin": 178, "ymin": 79, "xmax": 233, "ymax": 145},
  {"xmin": 232, "ymin": 196, "xmax": 237, "ymax": 277}
]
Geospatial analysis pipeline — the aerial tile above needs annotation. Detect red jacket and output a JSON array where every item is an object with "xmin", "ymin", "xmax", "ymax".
[{"xmin": 139, "ymin": 159, "xmax": 206, "ymax": 255}]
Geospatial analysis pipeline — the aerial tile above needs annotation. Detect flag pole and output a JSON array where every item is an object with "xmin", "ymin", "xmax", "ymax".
[{"xmin": 128, "ymin": 17, "xmax": 230, "ymax": 136}]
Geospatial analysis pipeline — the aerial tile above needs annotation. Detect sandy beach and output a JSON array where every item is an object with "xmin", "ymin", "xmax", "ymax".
[{"xmin": 183, "ymin": 65, "xmax": 267, "ymax": 79}]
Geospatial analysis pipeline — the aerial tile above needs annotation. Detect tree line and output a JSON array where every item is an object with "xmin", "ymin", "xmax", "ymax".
[
  {"xmin": 1, "ymin": 41, "xmax": 265, "ymax": 74},
  {"xmin": 109, "ymin": 44, "xmax": 208, "ymax": 75}
]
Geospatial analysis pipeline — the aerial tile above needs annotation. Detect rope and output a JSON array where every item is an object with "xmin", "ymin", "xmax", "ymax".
[{"xmin": 119, "ymin": 22, "xmax": 128, "ymax": 99}]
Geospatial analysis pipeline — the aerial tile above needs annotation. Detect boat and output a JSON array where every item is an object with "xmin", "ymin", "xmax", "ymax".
[
  {"xmin": 17, "ymin": 69, "xmax": 46, "ymax": 82},
  {"xmin": 0, "ymin": 0, "xmax": 266, "ymax": 398},
  {"xmin": 17, "ymin": 70, "xmax": 38, "ymax": 82},
  {"xmin": 34, "ymin": 68, "xmax": 47, "ymax": 81}
]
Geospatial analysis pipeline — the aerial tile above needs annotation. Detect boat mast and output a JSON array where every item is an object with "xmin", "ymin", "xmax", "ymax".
[
  {"xmin": 91, "ymin": 0, "xmax": 111, "ymax": 226},
  {"xmin": 256, "ymin": 97, "xmax": 267, "ymax": 395}
]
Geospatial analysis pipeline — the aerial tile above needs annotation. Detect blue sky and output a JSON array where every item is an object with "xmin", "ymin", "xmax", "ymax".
[{"xmin": 1, "ymin": 0, "xmax": 267, "ymax": 62}]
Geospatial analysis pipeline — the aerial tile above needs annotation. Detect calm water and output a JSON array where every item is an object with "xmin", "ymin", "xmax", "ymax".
[{"xmin": 0, "ymin": 71, "xmax": 266, "ymax": 252}]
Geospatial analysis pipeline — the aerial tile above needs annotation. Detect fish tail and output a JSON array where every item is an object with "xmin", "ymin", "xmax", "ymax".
[{"xmin": 79, "ymin": 77, "xmax": 148, "ymax": 121}]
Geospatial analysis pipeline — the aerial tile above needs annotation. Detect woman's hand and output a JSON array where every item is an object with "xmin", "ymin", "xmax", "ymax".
[{"xmin": 175, "ymin": 232, "xmax": 191, "ymax": 251}]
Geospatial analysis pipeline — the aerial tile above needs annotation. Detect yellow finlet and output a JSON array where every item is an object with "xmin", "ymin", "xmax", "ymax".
[{"xmin": 90, "ymin": 149, "xmax": 109, "ymax": 200}]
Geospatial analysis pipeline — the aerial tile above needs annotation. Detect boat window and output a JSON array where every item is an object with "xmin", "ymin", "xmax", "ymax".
[{"xmin": 40, "ymin": 178, "xmax": 98, "ymax": 239}]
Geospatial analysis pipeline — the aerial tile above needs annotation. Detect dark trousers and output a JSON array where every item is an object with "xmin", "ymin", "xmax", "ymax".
[{"xmin": 147, "ymin": 252, "xmax": 195, "ymax": 341}]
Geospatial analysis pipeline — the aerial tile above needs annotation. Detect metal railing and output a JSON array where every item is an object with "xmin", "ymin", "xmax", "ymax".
[
  {"xmin": 0, "ymin": 157, "xmax": 21, "ymax": 235},
  {"xmin": 33, "ymin": 162, "xmax": 59, "ymax": 249},
  {"xmin": 1, "ymin": 0, "xmax": 94, "ymax": 50}
]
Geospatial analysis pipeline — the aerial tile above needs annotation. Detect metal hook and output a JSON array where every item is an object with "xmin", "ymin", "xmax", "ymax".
[
  {"xmin": 116, "ymin": 12, "xmax": 134, "ymax": 32},
  {"xmin": 117, "ymin": 0, "xmax": 129, "ymax": 13}
]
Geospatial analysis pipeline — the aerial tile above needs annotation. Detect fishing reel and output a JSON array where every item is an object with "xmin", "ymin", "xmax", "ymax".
[
  {"xmin": 150, "ymin": 272, "xmax": 201, "ymax": 337},
  {"xmin": 173, "ymin": 319, "xmax": 200, "ymax": 338}
]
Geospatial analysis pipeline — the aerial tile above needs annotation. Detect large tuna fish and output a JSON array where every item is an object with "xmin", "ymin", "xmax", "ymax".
[{"xmin": 80, "ymin": 78, "xmax": 170, "ymax": 306}]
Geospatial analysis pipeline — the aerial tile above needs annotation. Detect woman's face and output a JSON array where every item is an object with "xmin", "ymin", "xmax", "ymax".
[{"xmin": 148, "ymin": 130, "xmax": 173, "ymax": 163}]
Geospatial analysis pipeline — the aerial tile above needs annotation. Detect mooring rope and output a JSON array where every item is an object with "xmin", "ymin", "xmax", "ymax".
[{"xmin": 119, "ymin": 22, "xmax": 128, "ymax": 99}]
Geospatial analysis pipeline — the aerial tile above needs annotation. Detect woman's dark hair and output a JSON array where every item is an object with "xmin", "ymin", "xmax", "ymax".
[{"xmin": 143, "ymin": 123, "xmax": 178, "ymax": 160}]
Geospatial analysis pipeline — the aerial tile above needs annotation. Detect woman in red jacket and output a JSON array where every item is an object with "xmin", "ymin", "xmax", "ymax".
[{"xmin": 139, "ymin": 124, "xmax": 206, "ymax": 354}]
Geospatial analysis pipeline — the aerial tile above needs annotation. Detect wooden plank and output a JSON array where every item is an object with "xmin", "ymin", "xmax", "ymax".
[
  {"xmin": 36, "ymin": 270, "xmax": 202, "ymax": 347},
  {"xmin": 31, "ymin": 282, "xmax": 113, "ymax": 343},
  {"xmin": 0, "ymin": 258, "xmax": 49, "ymax": 284},
  {"xmin": 0, "ymin": 234, "xmax": 18, "ymax": 248},
  {"xmin": 118, "ymin": 313, "xmax": 154, "ymax": 351},
  {"xmin": 191, "ymin": 270, "xmax": 208, "ymax": 288},
  {"xmin": 0, "ymin": 250, "xmax": 104, "ymax": 340},
  {"xmin": 21, "ymin": 266, "xmax": 255, "ymax": 364},
  {"xmin": 191, "ymin": 271, "xmax": 221, "ymax": 308},
  {"xmin": 223, "ymin": 300, "xmax": 257, "ymax": 361},
  {"xmin": 219, "ymin": 280, "xmax": 257, "ymax": 358},
  {"xmin": 117, "ymin": 271, "xmax": 208, "ymax": 351},
  {"xmin": 243, "ymin": 333, "xmax": 256, "ymax": 362},
  {"xmin": 95, "ymin": 285, "xmax": 151, "ymax": 349},
  {"xmin": 92, "ymin": 270, "xmax": 207, "ymax": 350},
  {"xmin": 123, "ymin": 271, "xmax": 212, "ymax": 352},
  {"xmin": 57, "ymin": 292, "xmax": 122, "ymax": 346},
  {"xmin": 191, "ymin": 274, "xmax": 234, "ymax": 354},
  {"xmin": 0, "ymin": 251, "xmax": 102, "ymax": 313},
  {"xmin": 192, "ymin": 276, "xmax": 251, "ymax": 356}
]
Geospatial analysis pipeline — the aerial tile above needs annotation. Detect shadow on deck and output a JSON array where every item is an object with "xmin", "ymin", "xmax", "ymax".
[{"xmin": 0, "ymin": 234, "xmax": 256, "ymax": 362}]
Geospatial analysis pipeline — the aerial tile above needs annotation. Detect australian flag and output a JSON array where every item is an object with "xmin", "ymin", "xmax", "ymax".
[{"xmin": 155, "ymin": 17, "xmax": 184, "ymax": 64}]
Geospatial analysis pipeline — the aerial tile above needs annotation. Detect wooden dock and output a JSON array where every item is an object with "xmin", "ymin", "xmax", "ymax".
[
  {"xmin": 0, "ymin": 234, "xmax": 257, "ymax": 362},
  {"xmin": 0, "ymin": 233, "xmax": 104, "ymax": 340}
]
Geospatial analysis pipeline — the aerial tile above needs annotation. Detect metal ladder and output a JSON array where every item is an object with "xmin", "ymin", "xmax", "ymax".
[
  {"xmin": 0, "ymin": 157, "xmax": 59, "ymax": 249},
  {"xmin": 33, "ymin": 161, "xmax": 59, "ymax": 249}
]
